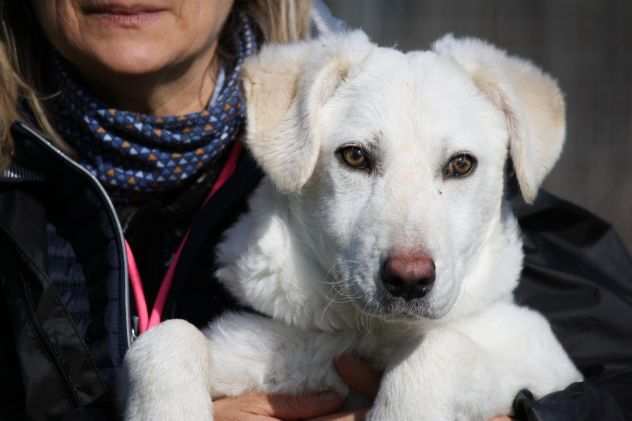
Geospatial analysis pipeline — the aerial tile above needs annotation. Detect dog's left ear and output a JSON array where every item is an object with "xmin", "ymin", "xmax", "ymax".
[
  {"xmin": 242, "ymin": 31, "xmax": 373, "ymax": 193},
  {"xmin": 433, "ymin": 35, "xmax": 565, "ymax": 203}
]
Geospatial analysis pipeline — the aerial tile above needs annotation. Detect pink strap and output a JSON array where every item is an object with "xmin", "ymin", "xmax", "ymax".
[
  {"xmin": 125, "ymin": 241, "xmax": 149, "ymax": 332},
  {"xmin": 126, "ymin": 142, "xmax": 243, "ymax": 334}
]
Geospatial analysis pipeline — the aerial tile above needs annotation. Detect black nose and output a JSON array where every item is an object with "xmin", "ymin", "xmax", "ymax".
[{"xmin": 381, "ymin": 254, "xmax": 436, "ymax": 300}]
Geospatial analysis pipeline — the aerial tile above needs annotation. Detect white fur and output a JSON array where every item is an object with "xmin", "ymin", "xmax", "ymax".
[{"xmin": 122, "ymin": 32, "xmax": 581, "ymax": 421}]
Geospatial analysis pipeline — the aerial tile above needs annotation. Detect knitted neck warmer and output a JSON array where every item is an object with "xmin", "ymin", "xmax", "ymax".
[{"xmin": 49, "ymin": 13, "xmax": 257, "ymax": 197}]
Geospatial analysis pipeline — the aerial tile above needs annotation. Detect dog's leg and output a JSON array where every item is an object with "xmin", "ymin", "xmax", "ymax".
[
  {"xmin": 368, "ymin": 327, "xmax": 493, "ymax": 421},
  {"xmin": 122, "ymin": 314, "xmax": 353, "ymax": 420},
  {"xmin": 445, "ymin": 301, "xmax": 582, "ymax": 402},
  {"xmin": 121, "ymin": 319, "xmax": 213, "ymax": 421},
  {"xmin": 204, "ymin": 312, "xmax": 351, "ymax": 398},
  {"xmin": 368, "ymin": 302, "xmax": 581, "ymax": 421}
]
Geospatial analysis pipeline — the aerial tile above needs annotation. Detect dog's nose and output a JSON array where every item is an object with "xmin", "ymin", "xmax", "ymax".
[{"xmin": 381, "ymin": 253, "xmax": 435, "ymax": 300}]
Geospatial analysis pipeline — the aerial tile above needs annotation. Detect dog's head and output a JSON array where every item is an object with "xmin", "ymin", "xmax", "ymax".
[{"xmin": 242, "ymin": 32, "xmax": 565, "ymax": 320}]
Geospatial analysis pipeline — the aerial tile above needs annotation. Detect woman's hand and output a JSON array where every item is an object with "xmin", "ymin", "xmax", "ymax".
[
  {"xmin": 308, "ymin": 354, "xmax": 381, "ymax": 421},
  {"xmin": 213, "ymin": 391, "xmax": 345, "ymax": 421}
]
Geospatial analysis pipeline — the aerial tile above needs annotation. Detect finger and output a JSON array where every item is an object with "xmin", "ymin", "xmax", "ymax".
[
  {"xmin": 223, "ymin": 416, "xmax": 279, "ymax": 421},
  {"xmin": 243, "ymin": 391, "xmax": 345, "ymax": 420},
  {"xmin": 309, "ymin": 408, "xmax": 369, "ymax": 421},
  {"xmin": 489, "ymin": 417, "xmax": 513, "ymax": 421},
  {"xmin": 334, "ymin": 354, "xmax": 381, "ymax": 398},
  {"xmin": 213, "ymin": 397, "xmax": 281, "ymax": 421}
]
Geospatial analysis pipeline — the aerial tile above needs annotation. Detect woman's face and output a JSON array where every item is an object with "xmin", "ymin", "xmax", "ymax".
[{"xmin": 32, "ymin": 0, "xmax": 235, "ymax": 76}]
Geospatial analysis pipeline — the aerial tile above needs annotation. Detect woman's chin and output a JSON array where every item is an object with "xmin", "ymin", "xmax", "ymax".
[{"xmin": 71, "ymin": 44, "xmax": 184, "ymax": 78}]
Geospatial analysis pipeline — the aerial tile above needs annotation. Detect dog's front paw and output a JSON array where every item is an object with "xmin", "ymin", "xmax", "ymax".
[
  {"xmin": 120, "ymin": 320, "xmax": 214, "ymax": 421},
  {"xmin": 367, "ymin": 329, "xmax": 509, "ymax": 421},
  {"xmin": 367, "ymin": 389, "xmax": 458, "ymax": 421},
  {"xmin": 124, "ymin": 388, "xmax": 213, "ymax": 421}
]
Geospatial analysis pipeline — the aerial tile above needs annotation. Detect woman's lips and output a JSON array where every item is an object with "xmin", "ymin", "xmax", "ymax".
[
  {"xmin": 83, "ymin": 3, "xmax": 168, "ymax": 27},
  {"xmin": 88, "ymin": 11, "xmax": 165, "ymax": 27}
]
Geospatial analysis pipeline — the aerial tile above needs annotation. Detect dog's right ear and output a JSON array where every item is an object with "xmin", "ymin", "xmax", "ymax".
[{"xmin": 242, "ymin": 31, "xmax": 372, "ymax": 193}]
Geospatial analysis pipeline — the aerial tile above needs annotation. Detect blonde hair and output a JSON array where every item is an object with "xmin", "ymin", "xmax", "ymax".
[{"xmin": 0, "ymin": 0, "xmax": 313, "ymax": 169}]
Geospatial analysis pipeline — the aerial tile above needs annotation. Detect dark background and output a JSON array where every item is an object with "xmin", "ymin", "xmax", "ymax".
[{"xmin": 325, "ymin": 0, "xmax": 632, "ymax": 251}]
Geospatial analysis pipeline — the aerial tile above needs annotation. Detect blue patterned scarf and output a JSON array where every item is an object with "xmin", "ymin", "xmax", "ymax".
[{"xmin": 49, "ymin": 13, "xmax": 257, "ymax": 197}]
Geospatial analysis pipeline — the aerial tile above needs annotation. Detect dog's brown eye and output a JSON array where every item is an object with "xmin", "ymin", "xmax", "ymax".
[
  {"xmin": 338, "ymin": 146, "xmax": 371, "ymax": 171},
  {"xmin": 444, "ymin": 153, "xmax": 477, "ymax": 178}
]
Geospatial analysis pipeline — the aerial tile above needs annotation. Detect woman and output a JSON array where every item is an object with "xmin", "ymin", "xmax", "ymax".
[
  {"xmin": 0, "ymin": 1, "xmax": 356, "ymax": 420},
  {"xmin": 0, "ymin": 1, "xmax": 630, "ymax": 420}
]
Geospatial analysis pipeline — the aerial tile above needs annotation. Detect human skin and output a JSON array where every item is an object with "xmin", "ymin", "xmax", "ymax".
[{"xmin": 32, "ymin": 0, "xmax": 233, "ymax": 115}]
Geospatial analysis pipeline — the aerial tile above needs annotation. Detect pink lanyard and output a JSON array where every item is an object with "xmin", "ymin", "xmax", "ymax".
[{"xmin": 126, "ymin": 142, "xmax": 243, "ymax": 335}]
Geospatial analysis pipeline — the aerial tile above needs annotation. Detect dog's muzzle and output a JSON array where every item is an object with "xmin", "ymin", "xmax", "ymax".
[{"xmin": 380, "ymin": 253, "xmax": 436, "ymax": 300}]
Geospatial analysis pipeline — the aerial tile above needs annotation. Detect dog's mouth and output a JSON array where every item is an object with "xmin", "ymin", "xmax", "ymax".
[
  {"xmin": 367, "ymin": 298, "xmax": 435, "ymax": 321},
  {"xmin": 334, "ymin": 276, "xmax": 443, "ymax": 321}
]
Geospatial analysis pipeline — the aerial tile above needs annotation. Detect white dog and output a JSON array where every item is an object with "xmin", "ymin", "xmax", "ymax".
[{"xmin": 123, "ymin": 31, "xmax": 582, "ymax": 421}]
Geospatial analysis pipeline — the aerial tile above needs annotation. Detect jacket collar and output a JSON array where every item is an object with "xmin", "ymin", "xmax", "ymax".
[{"xmin": 6, "ymin": 121, "xmax": 70, "ymax": 177}]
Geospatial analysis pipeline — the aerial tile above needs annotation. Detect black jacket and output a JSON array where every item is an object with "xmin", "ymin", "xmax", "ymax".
[{"xmin": 1, "ymin": 121, "xmax": 631, "ymax": 420}]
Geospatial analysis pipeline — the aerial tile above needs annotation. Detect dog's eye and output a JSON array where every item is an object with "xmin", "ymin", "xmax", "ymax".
[
  {"xmin": 337, "ymin": 145, "xmax": 372, "ymax": 171},
  {"xmin": 444, "ymin": 153, "xmax": 477, "ymax": 178}
]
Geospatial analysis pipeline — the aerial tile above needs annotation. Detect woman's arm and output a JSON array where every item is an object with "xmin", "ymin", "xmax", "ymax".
[
  {"xmin": 510, "ymin": 190, "xmax": 632, "ymax": 420},
  {"xmin": 509, "ymin": 375, "xmax": 629, "ymax": 420}
]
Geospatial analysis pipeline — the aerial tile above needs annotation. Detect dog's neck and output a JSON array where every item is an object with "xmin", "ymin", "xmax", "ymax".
[{"xmin": 216, "ymin": 181, "xmax": 524, "ymax": 333}]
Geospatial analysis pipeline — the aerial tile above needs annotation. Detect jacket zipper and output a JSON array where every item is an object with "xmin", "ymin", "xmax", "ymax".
[{"xmin": 14, "ymin": 122, "xmax": 133, "ymax": 356}]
